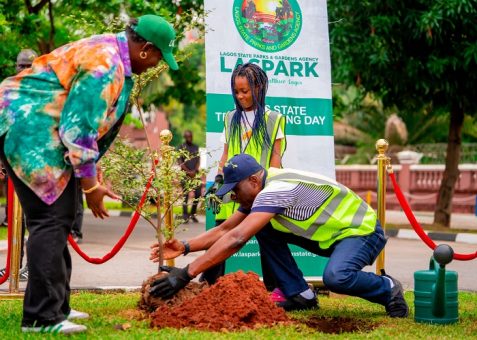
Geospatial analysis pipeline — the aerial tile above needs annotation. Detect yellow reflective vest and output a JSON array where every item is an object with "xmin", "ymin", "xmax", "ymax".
[
  {"xmin": 264, "ymin": 168, "xmax": 377, "ymax": 249},
  {"xmin": 216, "ymin": 109, "xmax": 286, "ymax": 220}
]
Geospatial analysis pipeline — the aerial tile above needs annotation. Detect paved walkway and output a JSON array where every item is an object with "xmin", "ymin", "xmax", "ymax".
[
  {"xmin": 386, "ymin": 210, "xmax": 477, "ymax": 230},
  {"xmin": 385, "ymin": 210, "xmax": 477, "ymax": 244}
]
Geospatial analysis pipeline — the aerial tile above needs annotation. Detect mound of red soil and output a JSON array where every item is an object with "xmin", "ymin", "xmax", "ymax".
[
  {"xmin": 150, "ymin": 271, "xmax": 289, "ymax": 331},
  {"xmin": 139, "ymin": 272, "xmax": 208, "ymax": 313}
]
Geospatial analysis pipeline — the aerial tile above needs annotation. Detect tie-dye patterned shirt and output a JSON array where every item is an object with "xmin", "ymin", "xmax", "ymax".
[{"xmin": 0, "ymin": 32, "xmax": 134, "ymax": 204}]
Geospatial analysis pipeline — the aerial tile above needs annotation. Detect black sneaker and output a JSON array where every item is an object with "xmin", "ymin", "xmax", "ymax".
[
  {"xmin": 190, "ymin": 215, "xmax": 199, "ymax": 223},
  {"xmin": 277, "ymin": 293, "xmax": 319, "ymax": 311},
  {"xmin": 384, "ymin": 275, "xmax": 409, "ymax": 318}
]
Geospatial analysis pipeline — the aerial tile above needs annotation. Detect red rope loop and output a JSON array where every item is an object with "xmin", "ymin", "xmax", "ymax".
[
  {"xmin": 0, "ymin": 179, "xmax": 14, "ymax": 285},
  {"xmin": 388, "ymin": 172, "xmax": 477, "ymax": 261},
  {"xmin": 68, "ymin": 167, "xmax": 156, "ymax": 264}
]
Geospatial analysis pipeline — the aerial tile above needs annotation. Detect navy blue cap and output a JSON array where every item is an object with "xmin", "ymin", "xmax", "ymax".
[{"xmin": 216, "ymin": 154, "xmax": 263, "ymax": 196}]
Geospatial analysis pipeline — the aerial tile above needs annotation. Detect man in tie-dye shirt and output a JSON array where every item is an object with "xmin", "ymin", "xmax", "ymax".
[{"xmin": 0, "ymin": 15, "xmax": 179, "ymax": 334}]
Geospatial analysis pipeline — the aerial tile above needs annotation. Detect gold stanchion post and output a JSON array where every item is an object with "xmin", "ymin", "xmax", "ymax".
[
  {"xmin": 9, "ymin": 193, "xmax": 23, "ymax": 294},
  {"xmin": 375, "ymin": 139, "xmax": 389, "ymax": 275},
  {"xmin": 0, "ymin": 192, "xmax": 24, "ymax": 299},
  {"xmin": 160, "ymin": 130, "xmax": 175, "ymax": 267}
]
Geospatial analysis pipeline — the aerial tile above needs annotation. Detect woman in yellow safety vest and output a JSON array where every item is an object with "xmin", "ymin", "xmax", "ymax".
[{"xmin": 202, "ymin": 62, "xmax": 286, "ymax": 285}]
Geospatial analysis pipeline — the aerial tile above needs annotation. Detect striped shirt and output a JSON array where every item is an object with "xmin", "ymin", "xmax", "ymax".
[{"xmin": 251, "ymin": 180, "xmax": 334, "ymax": 221}]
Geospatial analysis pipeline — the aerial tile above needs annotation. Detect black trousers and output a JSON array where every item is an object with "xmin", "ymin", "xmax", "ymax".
[
  {"xmin": 0, "ymin": 136, "xmax": 77, "ymax": 327},
  {"xmin": 71, "ymin": 187, "xmax": 84, "ymax": 238},
  {"xmin": 182, "ymin": 183, "xmax": 201, "ymax": 217}
]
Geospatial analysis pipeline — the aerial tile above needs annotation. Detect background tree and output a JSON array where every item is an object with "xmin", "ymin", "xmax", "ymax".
[
  {"xmin": 332, "ymin": 85, "xmax": 453, "ymax": 164},
  {"xmin": 140, "ymin": 42, "xmax": 206, "ymax": 146},
  {"xmin": 329, "ymin": 0, "xmax": 477, "ymax": 226},
  {"xmin": 0, "ymin": 0, "xmax": 205, "ymax": 100}
]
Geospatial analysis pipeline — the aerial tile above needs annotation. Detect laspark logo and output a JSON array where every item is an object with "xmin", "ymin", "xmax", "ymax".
[{"xmin": 233, "ymin": 0, "xmax": 302, "ymax": 53}]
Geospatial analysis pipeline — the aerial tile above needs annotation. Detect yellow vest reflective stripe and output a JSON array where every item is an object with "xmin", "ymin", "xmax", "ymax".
[
  {"xmin": 216, "ymin": 110, "xmax": 286, "ymax": 220},
  {"xmin": 266, "ymin": 168, "xmax": 377, "ymax": 249}
]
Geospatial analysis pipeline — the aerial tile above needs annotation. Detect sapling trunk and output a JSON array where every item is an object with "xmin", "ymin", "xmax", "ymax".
[{"xmin": 156, "ymin": 195, "xmax": 164, "ymax": 268}]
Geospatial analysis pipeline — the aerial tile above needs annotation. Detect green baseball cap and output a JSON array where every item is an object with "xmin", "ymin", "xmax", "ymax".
[{"xmin": 133, "ymin": 15, "xmax": 179, "ymax": 70}]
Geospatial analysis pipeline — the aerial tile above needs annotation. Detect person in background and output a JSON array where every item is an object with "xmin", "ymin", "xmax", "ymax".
[
  {"xmin": 0, "ymin": 49, "xmax": 39, "ymax": 282},
  {"xmin": 179, "ymin": 130, "xmax": 201, "ymax": 223},
  {"xmin": 70, "ymin": 187, "xmax": 84, "ymax": 244},
  {"xmin": 0, "ymin": 14, "xmax": 179, "ymax": 334}
]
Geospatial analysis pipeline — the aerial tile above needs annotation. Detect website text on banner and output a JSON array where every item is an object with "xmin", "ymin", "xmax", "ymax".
[{"xmin": 205, "ymin": 0, "xmax": 335, "ymax": 278}]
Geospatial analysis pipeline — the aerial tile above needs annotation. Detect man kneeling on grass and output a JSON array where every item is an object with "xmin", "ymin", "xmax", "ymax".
[{"xmin": 149, "ymin": 154, "xmax": 408, "ymax": 317}]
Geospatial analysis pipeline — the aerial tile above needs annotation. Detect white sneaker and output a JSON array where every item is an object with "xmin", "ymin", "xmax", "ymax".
[
  {"xmin": 19, "ymin": 267, "xmax": 29, "ymax": 281},
  {"xmin": 67, "ymin": 309, "xmax": 90, "ymax": 320},
  {"xmin": 22, "ymin": 319, "xmax": 87, "ymax": 334}
]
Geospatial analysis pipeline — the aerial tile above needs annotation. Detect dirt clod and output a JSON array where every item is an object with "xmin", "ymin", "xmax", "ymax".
[
  {"xmin": 298, "ymin": 316, "xmax": 377, "ymax": 334},
  {"xmin": 139, "ymin": 272, "xmax": 207, "ymax": 313}
]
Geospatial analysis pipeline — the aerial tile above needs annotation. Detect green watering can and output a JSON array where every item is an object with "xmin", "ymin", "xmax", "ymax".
[{"xmin": 414, "ymin": 244, "xmax": 458, "ymax": 324}]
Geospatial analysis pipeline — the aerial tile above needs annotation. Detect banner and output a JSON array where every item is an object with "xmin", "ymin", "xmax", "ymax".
[{"xmin": 205, "ymin": 0, "xmax": 335, "ymax": 279}]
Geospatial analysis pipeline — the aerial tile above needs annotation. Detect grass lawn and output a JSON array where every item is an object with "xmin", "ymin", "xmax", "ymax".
[
  {"xmin": 0, "ymin": 227, "xmax": 6, "ymax": 241},
  {"xmin": 1, "ymin": 291, "xmax": 476, "ymax": 339}
]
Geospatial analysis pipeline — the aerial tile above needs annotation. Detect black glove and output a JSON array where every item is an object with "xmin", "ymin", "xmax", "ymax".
[
  {"xmin": 149, "ymin": 265, "xmax": 192, "ymax": 299},
  {"xmin": 205, "ymin": 174, "xmax": 224, "ymax": 215},
  {"xmin": 211, "ymin": 174, "xmax": 224, "ymax": 189}
]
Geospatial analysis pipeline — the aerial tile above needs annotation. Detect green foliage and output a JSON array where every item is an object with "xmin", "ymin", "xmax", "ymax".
[
  {"xmin": 332, "ymin": 84, "xmax": 454, "ymax": 164},
  {"xmin": 0, "ymin": 225, "xmax": 6, "ymax": 241},
  {"xmin": 1, "ymin": 0, "xmax": 207, "ymax": 147},
  {"xmin": 338, "ymin": 89, "xmax": 450, "ymax": 145},
  {"xmin": 100, "ymin": 137, "xmax": 204, "ymax": 239},
  {"xmin": 155, "ymin": 42, "xmax": 206, "ymax": 108},
  {"xmin": 123, "ymin": 113, "xmax": 144, "ymax": 130},
  {"xmin": 413, "ymin": 143, "xmax": 477, "ymax": 164},
  {"xmin": 0, "ymin": 0, "xmax": 205, "ymax": 77},
  {"xmin": 330, "ymin": 2, "xmax": 477, "ymax": 167},
  {"xmin": 329, "ymin": 0, "xmax": 477, "ymax": 116},
  {"xmin": 462, "ymin": 115, "xmax": 477, "ymax": 141},
  {"xmin": 101, "ymin": 139, "xmax": 151, "ymax": 209},
  {"xmin": 139, "ymin": 42, "xmax": 207, "ymax": 147},
  {"xmin": 333, "ymin": 86, "xmax": 387, "ymax": 141},
  {"xmin": 165, "ymin": 99, "xmax": 207, "ymax": 147}
]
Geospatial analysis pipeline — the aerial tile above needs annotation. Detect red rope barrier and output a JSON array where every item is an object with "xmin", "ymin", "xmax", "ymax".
[
  {"xmin": 389, "ymin": 172, "xmax": 477, "ymax": 261},
  {"xmin": 68, "ymin": 169, "xmax": 156, "ymax": 264},
  {"xmin": 0, "ymin": 179, "xmax": 14, "ymax": 285}
]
